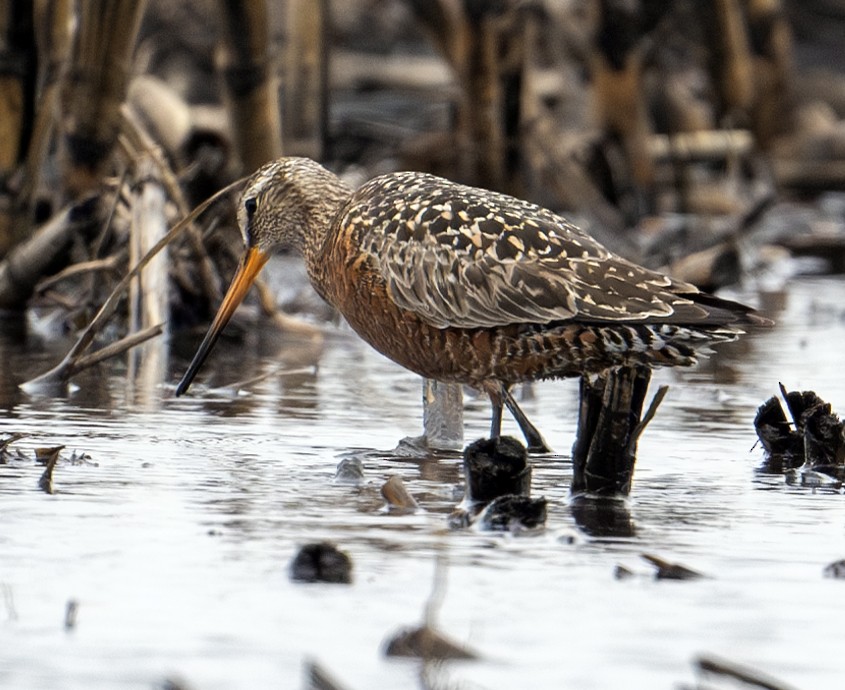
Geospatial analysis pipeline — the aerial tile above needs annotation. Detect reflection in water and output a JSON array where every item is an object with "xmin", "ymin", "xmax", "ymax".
[
  {"xmin": 127, "ymin": 338, "xmax": 168, "ymax": 410},
  {"xmin": 2, "ymin": 278, "xmax": 845, "ymax": 689},
  {"xmin": 570, "ymin": 494, "xmax": 636, "ymax": 538},
  {"xmin": 275, "ymin": 370, "xmax": 319, "ymax": 417}
]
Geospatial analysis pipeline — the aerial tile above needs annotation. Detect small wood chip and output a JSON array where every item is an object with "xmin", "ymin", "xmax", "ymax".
[
  {"xmin": 64, "ymin": 599, "xmax": 78, "ymax": 630},
  {"xmin": 383, "ymin": 624, "xmax": 478, "ymax": 660},
  {"xmin": 381, "ymin": 475, "xmax": 419, "ymax": 513},
  {"xmin": 823, "ymin": 559, "xmax": 845, "ymax": 578},
  {"xmin": 37, "ymin": 447, "xmax": 63, "ymax": 494},
  {"xmin": 614, "ymin": 565, "xmax": 634, "ymax": 580},
  {"xmin": 641, "ymin": 554, "xmax": 705, "ymax": 580},
  {"xmin": 303, "ymin": 658, "xmax": 351, "ymax": 690},
  {"xmin": 696, "ymin": 653, "xmax": 798, "ymax": 690}
]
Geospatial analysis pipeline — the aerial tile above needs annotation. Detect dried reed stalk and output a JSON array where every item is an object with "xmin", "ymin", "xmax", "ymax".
[
  {"xmin": 129, "ymin": 155, "xmax": 169, "ymax": 335},
  {"xmin": 22, "ymin": 178, "xmax": 243, "ymax": 388},
  {"xmin": 0, "ymin": 196, "xmax": 97, "ymax": 309},
  {"xmin": 283, "ymin": 0, "xmax": 327, "ymax": 159},
  {"xmin": 25, "ymin": 0, "xmax": 72, "ymax": 203},
  {"xmin": 0, "ymin": 2, "xmax": 38, "ymax": 255},
  {"xmin": 216, "ymin": 0, "xmax": 282, "ymax": 171},
  {"xmin": 59, "ymin": 0, "xmax": 147, "ymax": 199},
  {"xmin": 715, "ymin": 0, "xmax": 755, "ymax": 114},
  {"xmin": 409, "ymin": 1, "xmax": 532, "ymax": 193}
]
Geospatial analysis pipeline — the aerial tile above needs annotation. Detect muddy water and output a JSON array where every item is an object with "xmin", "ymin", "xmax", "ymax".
[{"xmin": 2, "ymin": 276, "xmax": 845, "ymax": 689}]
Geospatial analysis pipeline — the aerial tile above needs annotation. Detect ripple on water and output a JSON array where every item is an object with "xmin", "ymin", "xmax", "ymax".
[{"xmin": 2, "ymin": 277, "xmax": 845, "ymax": 689}]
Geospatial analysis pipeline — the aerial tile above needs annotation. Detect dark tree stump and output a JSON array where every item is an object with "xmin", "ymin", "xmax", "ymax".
[
  {"xmin": 571, "ymin": 366, "xmax": 667, "ymax": 496},
  {"xmin": 754, "ymin": 394, "xmax": 805, "ymax": 471},
  {"xmin": 463, "ymin": 436, "xmax": 531, "ymax": 503},
  {"xmin": 451, "ymin": 436, "xmax": 546, "ymax": 531},
  {"xmin": 475, "ymin": 494, "xmax": 547, "ymax": 532},
  {"xmin": 755, "ymin": 385, "xmax": 845, "ymax": 477},
  {"xmin": 289, "ymin": 542, "xmax": 352, "ymax": 584}
]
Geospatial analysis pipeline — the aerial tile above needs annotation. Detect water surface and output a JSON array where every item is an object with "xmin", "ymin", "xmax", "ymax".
[{"xmin": 2, "ymin": 277, "xmax": 845, "ymax": 689}]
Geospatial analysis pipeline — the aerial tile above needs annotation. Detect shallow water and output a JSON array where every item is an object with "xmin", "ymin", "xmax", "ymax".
[{"xmin": 2, "ymin": 276, "xmax": 845, "ymax": 689}]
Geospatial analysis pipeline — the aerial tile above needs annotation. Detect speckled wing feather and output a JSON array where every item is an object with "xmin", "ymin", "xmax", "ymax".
[{"xmin": 345, "ymin": 172, "xmax": 719, "ymax": 330}]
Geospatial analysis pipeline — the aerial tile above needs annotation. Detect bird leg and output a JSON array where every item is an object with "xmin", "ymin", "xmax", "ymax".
[
  {"xmin": 484, "ymin": 381, "xmax": 505, "ymax": 439},
  {"xmin": 490, "ymin": 398, "xmax": 504, "ymax": 439},
  {"xmin": 503, "ymin": 386, "xmax": 551, "ymax": 453},
  {"xmin": 484, "ymin": 381, "xmax": 551, "ymax": 452}
]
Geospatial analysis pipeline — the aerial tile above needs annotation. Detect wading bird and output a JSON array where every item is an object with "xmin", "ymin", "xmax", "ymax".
[{"xmin": 176, "ymin": 157, "xmax": 767, "ymax": 442}]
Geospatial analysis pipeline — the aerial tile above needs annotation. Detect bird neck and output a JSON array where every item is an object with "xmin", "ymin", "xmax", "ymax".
[{"xmin": 297, "ymin": 170, "xmax": 353, "ymax": 271}]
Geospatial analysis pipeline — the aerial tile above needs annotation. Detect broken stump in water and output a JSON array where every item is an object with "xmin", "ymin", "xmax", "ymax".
[
  {"xmin": 754, "ymin": 393, "xmax": 806, "ymax": 471},
  {"xmin": 451, "ymin": 436, "xmax": 546, "ymax": 531},
  {"xmin": 475, "ymin": 494, "xmax": 547, "ymax": 531},
  {"xmin": 571, "ymin": 366, "xmax": 668, "ymax": 496},
  {"xmin": 463, "ymin": 436, "xmax": 531, "ymax": 503},
  {"xmin": 289, "ymin": 542, "xmax": 353, "ymax": 584},
  {"xmin": 755, "ymin": 385, "xmax": 845, "ymax": 479}
]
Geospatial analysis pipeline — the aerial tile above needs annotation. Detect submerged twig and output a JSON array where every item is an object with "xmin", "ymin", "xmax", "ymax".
[
  {"xmin": 303, "ymin": 658, "xmax": 351, "ymax": 690},
  {"xmin": 0, "ymin": 433, "xmax": 27, "ymax": 453},
  {"xmin": 38, "ymin": 446, "xmax": 63, "ymax": 494},
  {"xmin": 695, "ymin": 654, "xmax": 798, "ymax": 690},
  {"xmin": 641, "ymin": 553, "xmax": 705, "ymax": 580},
  {"xmin": 71, "ymin": 324, "xmax": 163, "ymax": 375},
  {"xmin": 64, "ymin": 599, "xmax": 78, "ymax": 631},
  {"xmin": 198, "ymin": 364, "xmax": 316, "ymax": 396}
]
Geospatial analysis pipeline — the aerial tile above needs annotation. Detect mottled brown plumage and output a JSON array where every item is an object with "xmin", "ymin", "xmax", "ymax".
[{"xmin": 177, "ymin": 157, "xmax": 767, "ymax": 437}]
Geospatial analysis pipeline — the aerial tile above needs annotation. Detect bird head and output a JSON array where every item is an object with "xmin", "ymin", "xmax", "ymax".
[{"xmin": 175, "ymin": 157, "xmax": 347, "ymax": 397}]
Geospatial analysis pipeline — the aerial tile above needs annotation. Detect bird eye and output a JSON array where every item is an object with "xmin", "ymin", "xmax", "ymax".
[{"xmin": 244, "ymin": 197, "xmax": 257, "ymax": 217}]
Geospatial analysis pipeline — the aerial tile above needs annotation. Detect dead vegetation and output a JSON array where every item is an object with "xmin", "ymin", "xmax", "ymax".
[{"xmin": 0, "ymin": 1, "xmax": 841, "ymax": 393}]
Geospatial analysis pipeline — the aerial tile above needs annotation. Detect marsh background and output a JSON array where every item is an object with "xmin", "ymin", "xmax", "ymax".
[{"xmin": 2, "ymin": 1, "xmax": 845, "ymax": 688}]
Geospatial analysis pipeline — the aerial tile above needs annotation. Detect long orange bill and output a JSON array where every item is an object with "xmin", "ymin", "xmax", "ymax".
[{"xmin": 175, "ymin": 247, "xmax": 270, "ymax": 396}]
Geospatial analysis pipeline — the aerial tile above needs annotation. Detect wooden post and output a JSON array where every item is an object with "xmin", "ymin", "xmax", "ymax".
[
  {"xmin": 571, "ymin": 366, "xmax": 666, "ymax": 496},
  {"xmin": 17, "ymin": 0, "xmax": 72, "ymax": 225},
  {"xmin": 459, "ymin": 2, "xmax": 532, "ymax": 193},
  {"xmin": 0, "ymin": 3, "xmax": 34, "ymax": 183}
]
